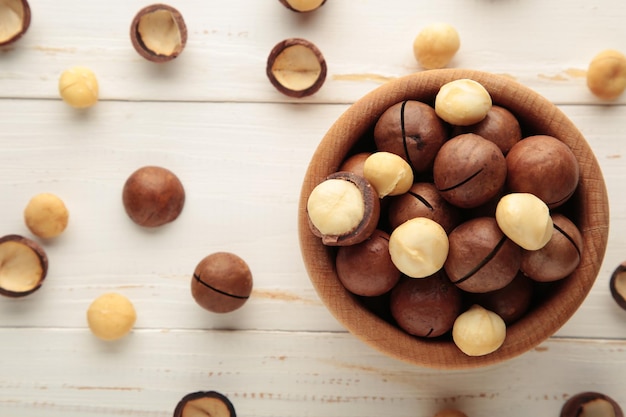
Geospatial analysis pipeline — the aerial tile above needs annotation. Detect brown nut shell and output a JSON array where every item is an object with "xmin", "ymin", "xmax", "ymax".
[
  {"xmin": 451, "ymin": 105, "xmax": 522, "ymax": 155},
  {"xmin": 336, "ymin": 229, "xmax": 401, "ymax": 296},
  {"xmin": 444, "ymin": 217, "xmax": 521, "ymax": 293},
  {"xmin": 0, "ymin": 0, "xmax": 31, "ymax": 47},
  {"xmin": 433, "ymin": 133, "xmax": 507, "ymax": 209},
  {"xmin": 470, "ymin": 272, "xmax": 534, "ymax": 324},
  {"xmin": 610, "ymin": 262, "xmax": 626, "ymax": 311},
  {"xmin": 339, "ymin": 152, "xmax": 372, "ymax": 178},
  {"xmin": 191, "ymin": 252, "xmax": 253, "ymax": 314},
  {"xmin": 173, "ymin": 391, "xmax": 237, "ymax": 417},
  {"xmin": 130, "ymin": 4, "xmax": 187, "ymax": 63},
  {"xmin": 521, "ymin": 213, "xmax": 583, "ymax": 282},
  {"xmin": 374, "ymin": 100, "xmax": 448, "ymax": 174},
  {"xmin": 390, "ymin": 272, "xmax": 463, "ymax": 338},
  {"xmin": 278, "ymin": 0, "xmax": 327, "ymax": 12},
  {"xmin": 0, "ymin": 234, "xmax": 48, "ymax": 297},
  {"xmin": 387, "ymin": 182, "xmax": 461, "ymax": 234},
  {"xmin": 266, "ymin": 38, "xmax": 327, "ymax": 98},
  {"xmin": 122, "ymin": 166, "xmax": 185, "ymax": 227},
  {"xmin": 307, "ymin": 171, "xmax": 380, "ymax": 246},
  {"xmin": 506, "ymin": 135, "xmax": 580, "ymax": 209},
  {"xmin": 560, "ymin": 392, "xmax": 623, "ymax": 417}
]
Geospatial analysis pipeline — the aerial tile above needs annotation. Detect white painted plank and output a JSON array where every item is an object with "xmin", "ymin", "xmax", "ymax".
[
  {"xmin": 0, "ymin": 100, "xmax": 624, "ymax": 341},
  {"xmin": 0, "ymin": 329, "xmax": 625, "ymax": 417},
  {"xmin": 0, "ymin": 0, "xmax": 625, "ymax": 104}
]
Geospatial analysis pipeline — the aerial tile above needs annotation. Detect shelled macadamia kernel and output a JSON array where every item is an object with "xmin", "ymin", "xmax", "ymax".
[
  {"xmin": 24, "ymin": 193, "xmax": 69, "ymax": 239},
  {"xmin": 452, "ymin": 304, "xmax": 506, "ymax": 356},
  {"xmin": 87, "ymin": 293, "xmax": 136, "ymax": 341},
  {"xmin": 58, "ymin": 67, "xmax": 99, "ymax": 109},
  {"xmin": 413, "ymin": 22, "xmax": 460, "ymax": 70},
  {"xmin": 587, "ymin": 49, "xmax": 626, "ymax": 100},
  {"xmin": 435, "ymin": 79, "xmax": 492, "ymax": 126}
]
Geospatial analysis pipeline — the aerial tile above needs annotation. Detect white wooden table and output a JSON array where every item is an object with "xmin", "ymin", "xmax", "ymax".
[{"xmin": 1, "ymin": 1, "xmax": 625, "ymax": 416}]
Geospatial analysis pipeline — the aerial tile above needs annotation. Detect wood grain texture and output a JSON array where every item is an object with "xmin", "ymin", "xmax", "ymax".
[{"xmin": 0, "ymin": 0, "xmax": 625, "ymax": 415}]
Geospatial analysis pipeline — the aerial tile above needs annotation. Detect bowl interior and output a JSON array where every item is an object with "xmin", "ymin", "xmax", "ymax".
[{"xmin": 298, "ymin": 69, "xmax": 609, "ymax": 369}]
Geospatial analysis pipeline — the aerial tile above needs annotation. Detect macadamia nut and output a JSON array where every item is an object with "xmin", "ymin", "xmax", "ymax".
[
  {"xmin": 587, "ymin": 49, "xmax": 626, "ymax": 100},
  {"xmin": 435, "ymin": 79, "xmax": 492, "ymax": 126},
  {"xmin": 413, "ymin": 22, "xmax": 460, "ymax": 70},
  {"xmin": 280, "ymin": 0, "xmax": 326, "ymax": 12},
  {"xmin": 388, "ymin": 217, "xmax": 449, "ymax": 278},
  {"xmin": 58, "ymin": 66, "xmax": 99, "ymax": 109},
  {"xmin": 495, "ymin": 193, "xmax": 553, "ymax": 250},
  {"xmin": 23, "ymin": 193, "xmax": 69, "ymax": 239},
  {"xmin": 452, "ymin": 304, "xmax": 506, "ymax": 356},
  {"xmin": 87, "ymin": 293, "xmax": 137, "ymax": 341},
  {"xmin": 363, "ymin": 151, "xmax": 414, "ymax": 198},
  {"xmin": 307, "ymin": 178, "xmax": 365, "ymax": 236}
]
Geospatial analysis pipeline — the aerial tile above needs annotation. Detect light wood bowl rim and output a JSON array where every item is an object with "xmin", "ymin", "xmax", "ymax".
[{"xmin": 298, "ymin": 69, "xmax": 610, "ymax": 369}]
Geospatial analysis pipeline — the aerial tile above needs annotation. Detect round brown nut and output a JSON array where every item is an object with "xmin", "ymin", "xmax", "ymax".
[
  {"xmin": 339, "ymin": 152, "xmax": 372, "ymax": 178},
  {"xmin": 266, "ymin": 38, "xmax": 327, "ymax": 98},
  {"xmin": 390, "ymin": 273, "xmax": 463, "ymax": 338},
  {"xmin": 387, "ymin": 182, "xmax": 461, "ymax": 234},
  {"xmin": 130, "ymin": 4, "xmax": 187, "ymax": 63},
  {"xmin": 0, "ymin": 0, "xmax": 31, "ymax": 47},
  {"xmin": 373, "ymin": 100, "xmax": 448, "ymax": 174},
  {"xmin": 444, "ymin": 217, "xmax": 522, "ymax": 293},
  {"xmin": 433, "ymin": 133, "xmax": 507, "ymax": 209},
  {"xmin": 521, "ymin": 213, "xmax": 583, "ymax": 282},
  {"xmin": 560, "ymin": 392, "xmax": 624, "ymax": 417},
  {"xmin": 191, "ymin": 252, "xmax": 253, "ymax": 313},
  {"xmin": 470, "ymin": 272, "xmax": 534, "ymax": 324},
  {"xmin": 0, "ymin": 234, "xmax": 48, "ymax": 298},
  {"xmin": 122, "ymin": 166, "xmax": 185, "ymax": 227},
  {"xmin": 173, "ymin": 391, "xmax": 236, "ymax": 417},
  {"xmin": 336, "ymin": 230, "xmax": 401, "ymax": 297},
  {"xmin": 451, "ymin": 105, "xmax": 522, "ymax": 154},
  {"xmin": 306, "ymin": 172, "xmax": 380, "ymax": 246},
  {"xmin": 506, "ymin": 135, "xmax": 579, "ymax": 209}
]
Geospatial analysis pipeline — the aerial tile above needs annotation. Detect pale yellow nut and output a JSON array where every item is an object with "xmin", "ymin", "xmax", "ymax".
[
  {"xmin": 87, "ymin": 293, "xmax": 137, "ymax": 341},
  {"xmin": 307, "ymin": 178, "xmax": 365, "ymax": 236},
  {"xmin": 286, "ymin": 0, "xmax": 325, "ymax": 12},
  {"xmin": 23, "ymin": 193, "xmax": 69, "ymax": 239},
  {"xmin": 495, "ymin": 193, "xmax": 553, "ymax": 250},
  {"xmin": 363, "ymin": 151, "xmax": 414, "ymax": 198},
  {"xmin": 413, "ymin": 22, "xmax": 460, "ymax": 70},
  {"xmin": 388, "ymin": 217, "xmax": 449, "ymax": 278},
  {"xmin": 587, "ymin": 49, "xmax": 626, "ymax": 100},
  {"xmin": 452, "ymin": 304, "xmax": 506, "ymax": 356},
  {"xmin": 58, "ymin": 66, "xmax": 99, "ymax": 109},
  {"xmin": 435, "ymin": 79, "xmax": 492, "ymax": 126}
]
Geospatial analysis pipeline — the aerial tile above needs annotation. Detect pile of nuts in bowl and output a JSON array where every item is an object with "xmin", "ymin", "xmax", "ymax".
[{"xmin": 305, "ymin": 78, "xmax": 584, "ymax": 357}]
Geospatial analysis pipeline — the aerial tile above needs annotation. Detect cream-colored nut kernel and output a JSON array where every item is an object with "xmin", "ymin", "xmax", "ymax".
[
  {"xmin": 452, "ymin": 304, "xmax": 506, "ymax": 356},
  {"xmin": 495, "ymin": 193, "xmax": 553, "ymax": 250},
  {"xmin": 307, "ymin": 178, "xmax": 365, "ymax": 236},
  {"xmin": 363, "ymin": 151, "xmax": 414, "ymax": 198},
  {"xmin": 87, "ymin": 292, "xmax": 137, "ymax": 341},
  {"xmin": 388, "ymin": 217, "xmax": 449, "ymax": 278},
  {"xmin": 58, "ymin": 66, "xmax": 99, "ymax": 109},
  {"xmin": 435, "ymin": 79, "xmax": 492, "ymax": 126},
  {"xmin": 284, "ymin": 0, "xmax": 325, "ymax": 12},
  {"xmin": 579, "ymin": 398, "xmax": 618, "ymax": 417},
  {"xmin": 23, "ymin": 193, "xmax": 69, "ymax": 239},
  {"xmin": 587, "ymin": 49, "xmax": 626, "ymax": 100},
  {"xmin": 413, "ymin": 22, "xmax": 460, "ymax": 70}
]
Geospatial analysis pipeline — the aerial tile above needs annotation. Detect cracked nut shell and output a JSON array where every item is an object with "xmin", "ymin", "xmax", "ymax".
[
  {"xmin": 560, "ymin": 392, "xmax": 623, "ymax": 417},
  {"xmin": 0, "ymin": 0, "xmax": 31, "ymax": 47},
  {"xmin": 266, "ymin": 38, "xmax": 327, "ymax": 98},
  {"xmin": 610, "ymin": 262, "xmax": 626, "ymax": 311},
  {"xmin": 130, "ymin": 4, "xmax": 187, "ymax": 62},
  {"xmin": 122, "ymin": 166, "xmax": 185, "ymax": 227},
  {"xmin": 0, "ymin": 234, "xmax": 48, "ymax": 297},
  {"xmin": 191, "ymin": 252, "xmax": 253, "ymax": 313},
  {"xmin": 173, "ymin": 391, "xmax": 236, "ymax": 417}
]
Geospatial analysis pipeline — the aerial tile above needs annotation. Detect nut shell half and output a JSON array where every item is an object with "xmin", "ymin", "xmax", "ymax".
[
  {"xmin": 130, "ymin": 4, "xmax": 187, "ymax": 62},
  {"xmin": 173, "ymin": 391, "xmax": 236, "ymax": 417},
  {"xmin": 610, "ymin": 262, "xmax": 626, "ymax": 311},
  {"xmin": 560, "ymin": 392, "xmax": 623, "ymax": 417},
  {"xmin": 0, "ymin": 0, "xmax": 31, "ymax": 47},
  {"xmin": 0, "ymin": 234, "xmax": 48, "ymax": 297},
  {"xmin": 267, "ymin": 38, "xmax": 327, "ymax": 98}
]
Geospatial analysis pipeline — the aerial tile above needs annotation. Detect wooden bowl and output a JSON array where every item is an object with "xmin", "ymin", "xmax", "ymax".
[{"xmin": 298, "ymin": 69, "xmax": 610, "ymax": 369}]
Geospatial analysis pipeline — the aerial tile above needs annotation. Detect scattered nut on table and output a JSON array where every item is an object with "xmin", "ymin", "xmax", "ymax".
[
  {"xmin": 23, "ymin": 193, "xmax": 69, "ymax": 239},
  {"xmin": 173, "ymin": 391, "xmax": 237, "ymax": 417},
  {"xmin": 278, "ymin": 0, "xmax": 326, "ymax": 13},
  {"xmin": 413, "ymin": 22, "xmax": 460, "ymax": 70},
  {"xmin": 58, "ymin": 66, "xmax": 99, "ymax": 109},
  {"xmin": 130, "ymin": 3, "xmax": 187, "ymax": 62},
  {"xmin": 86, "ymin": 292, "xmax": 137, "ymax": 341},
  {"xmin": 610, "ymin": 262, "xmax": 626, "ymax": 311},
  {"xmin": 586, "ymin": 49, "xmax": 626, "ymax": 100},
  {"xmin": 560, "ymin": 392, "xmax": 624, "ymax": 417},
  {"xmin": 0, "ymin": 234, "xmax": 48, "ymax": 298}
]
